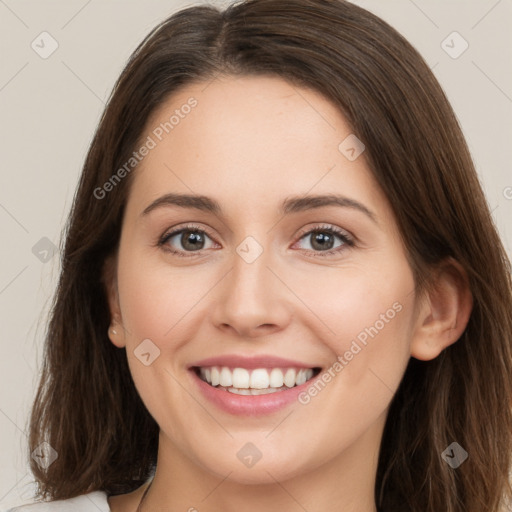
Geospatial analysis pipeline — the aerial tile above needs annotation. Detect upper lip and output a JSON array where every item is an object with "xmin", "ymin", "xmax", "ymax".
[{"xmin": 189, "ymin": 354, "xmax": 321, "ymax": 370}]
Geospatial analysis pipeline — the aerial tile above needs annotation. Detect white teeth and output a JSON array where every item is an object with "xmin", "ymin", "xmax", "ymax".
[
  {"xmin": 210, "ymin": 367, "xmax": 220, "ymax": 386},
  {"xmin": 197, "ymin": 366, "xmax": 315, "ymax": 393},
  {"xmin": 228, "ymin": 388, "xmax": 251, "ymax": 395},
  {"xmin": 269, "ymin": 368, "xmax": 284, "ymax": 388},
  {"xmin": 296, "ymin": 369, "xmax": 307, "ymax": 386},
  {"xmin": 232, "ymin": 368, "xmax": 250, "ymax": 388},
  {"xmin": 250, "ymin": 388, "xmax": 275, "ymax": 395},
  {"xmin": 219, "ymin": 367, "xmax": 232, "ymax": 387},
  {"xmin": 228, "ymin": 387, "xmax": 282, "ymax": 395},
  {"xmin": 250, "ymin": 368, "xmax": 269, "ymax": 389},
  {"xmin": 284, "ymin": 368, "xmax": 296, "ymax": 388}
]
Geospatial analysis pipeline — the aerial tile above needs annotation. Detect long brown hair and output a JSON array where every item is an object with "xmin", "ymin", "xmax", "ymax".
[{"xmin": 27, "ymin": 1, "xmax": 512, "ymax": 510}]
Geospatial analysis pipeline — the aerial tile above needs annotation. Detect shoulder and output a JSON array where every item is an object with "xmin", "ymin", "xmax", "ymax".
[{"xmin": 4, "ymin": 491, "xmax": 110, "ymax": 512}]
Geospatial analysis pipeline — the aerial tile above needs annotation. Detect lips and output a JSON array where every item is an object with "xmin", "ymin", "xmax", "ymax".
[
  {"xmin": 187, "ymin": 354, "xmax": 323, "ymax": 415},
  {"xmin": 189, "ymin": 354, "xmax": 320, "ymax": 370}
]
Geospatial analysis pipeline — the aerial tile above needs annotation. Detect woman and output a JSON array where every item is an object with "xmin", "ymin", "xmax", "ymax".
[{"xmin": 8, "ymin": 0, "xmax": 512, "ymax": 511}]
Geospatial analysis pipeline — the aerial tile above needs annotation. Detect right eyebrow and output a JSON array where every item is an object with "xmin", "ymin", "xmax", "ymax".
[{"xmin": 141, "ymin": 193, "xmax": 221, "ymax": 216}]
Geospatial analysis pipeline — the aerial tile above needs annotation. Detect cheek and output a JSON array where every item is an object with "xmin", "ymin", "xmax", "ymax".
[
  {"xmin": 290, "ymin": 260, "xmax": 415, "ymax": 385},
  {"xmin": 116, "ymin": 249, "xmax": 208, "ymax": 341},
  {"xmin": 288, "ymin": 263, "xmax": 415, "ymax": 453},
  {"xmin": 115, "ymin": 250, "xmax": 210, "ymax": 439}
]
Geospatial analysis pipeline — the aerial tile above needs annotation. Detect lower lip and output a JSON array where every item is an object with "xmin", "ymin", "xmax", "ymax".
[{"xmin": 189, "ymin": 369, "xmax": 319, "ymax": 416}]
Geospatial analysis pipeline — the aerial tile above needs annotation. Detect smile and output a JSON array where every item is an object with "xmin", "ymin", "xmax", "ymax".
[{"xmin": 194, "ymin": 366, "xmax": 321, "ymax": 395}]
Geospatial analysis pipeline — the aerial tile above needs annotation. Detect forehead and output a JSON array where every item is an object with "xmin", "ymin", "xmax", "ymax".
[{"xmin": 126, "ymin": 74, "xmax": 391, "ymax": 223}]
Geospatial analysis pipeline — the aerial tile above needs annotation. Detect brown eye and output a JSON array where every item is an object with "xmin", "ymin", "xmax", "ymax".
[
  {"xmin": 294, "ymin": 225, "xmax": 354, "ymax": 257},
  {"xmin": 176, "ymin": 230, "xmax": 206, "ymax": 251},
  {"xmin": 158, "ymin": 224, "xmax": 217, "ymax": 256},
  {"xmin": 308, "ymin": 231, "xmax": 338, "ymax": 251}
]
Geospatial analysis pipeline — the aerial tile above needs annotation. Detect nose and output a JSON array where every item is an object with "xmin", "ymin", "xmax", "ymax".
[{"xmin": 211, "ymin": 243, "xmax": 292, "ymax": 339}]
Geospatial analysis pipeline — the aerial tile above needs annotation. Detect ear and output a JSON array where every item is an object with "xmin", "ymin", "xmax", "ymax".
[
  {"xmin": 410, "ymin": 258, "xmax": 473, "ymax": 361},
  {"xmin": 102, "ymin": 253, "xmax": 126, "ymax": 348}
]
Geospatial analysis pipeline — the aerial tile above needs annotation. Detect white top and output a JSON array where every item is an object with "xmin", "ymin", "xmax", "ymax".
[{"xmin": 4, "ymin": 491, "xmax": 110, "ymax": 511}]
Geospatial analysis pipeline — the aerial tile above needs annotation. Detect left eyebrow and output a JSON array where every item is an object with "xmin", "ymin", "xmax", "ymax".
[{"xmin": 280, "ymin": 194, "xmax": 378, "ymax": 224}]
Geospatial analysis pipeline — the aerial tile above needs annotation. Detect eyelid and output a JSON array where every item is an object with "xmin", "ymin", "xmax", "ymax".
[
  {"xmin": 291, "ymin": 223, "xmax": 355, "ymax": 257},
  {"xmin": 294, "ymin": 223, "xmax": 354, "ymax": 243},
  {"xmin": 159, "ymin": 223, "xmax": 214, "ymax": 241},
  {"xmin": 158, "ymin": 222, "xmax": 218, "ymax": 248}
]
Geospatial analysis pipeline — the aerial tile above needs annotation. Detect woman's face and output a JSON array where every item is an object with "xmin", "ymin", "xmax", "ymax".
[{"xmin": 108, "ymin": 74, "xmax": 421, "ymax": 484}]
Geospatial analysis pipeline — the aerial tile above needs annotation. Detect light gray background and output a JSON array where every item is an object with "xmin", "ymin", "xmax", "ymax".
[{"xmin": 1, "ymin": 0, "xmax": 511, "ymax": 508}]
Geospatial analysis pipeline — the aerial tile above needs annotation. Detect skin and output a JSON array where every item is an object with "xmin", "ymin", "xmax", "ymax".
[{"xmin": 106, "ymin": 74, "xmax": 472, "ymax": 512}]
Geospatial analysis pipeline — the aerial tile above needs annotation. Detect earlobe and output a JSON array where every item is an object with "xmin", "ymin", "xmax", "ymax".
[
  {"xmin": 410, "ymin": 258, "xmax": 473, "ymax": 361},
  {"xmin": 102, "ymin": 254, "xmax": 127, "ymax": 348},
  {"xmin": 108, "ymin": 322, "xmax": 126, "ymax": 348}
]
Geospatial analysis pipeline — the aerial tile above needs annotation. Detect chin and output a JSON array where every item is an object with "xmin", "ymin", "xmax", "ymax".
[{"xmin": 197, "ymin": 446, "xmax": 313, "ymax": 485}]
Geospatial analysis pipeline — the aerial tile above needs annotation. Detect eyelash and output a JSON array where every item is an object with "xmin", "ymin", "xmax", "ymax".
[{"xmin": 157, "ymin": 223, "xmax": 355, "ymax": 258}]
